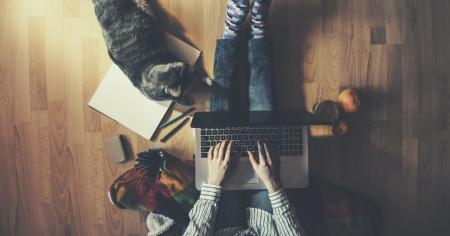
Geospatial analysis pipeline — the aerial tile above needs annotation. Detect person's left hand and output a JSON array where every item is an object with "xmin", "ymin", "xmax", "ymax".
[{"xmin": 207, "ymin": 140, "xmax": 234, "ymax": 186}]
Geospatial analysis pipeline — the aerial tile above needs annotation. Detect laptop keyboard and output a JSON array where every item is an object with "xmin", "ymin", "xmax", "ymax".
[{"xmin": 199, "ymin": 126, "xmax": 303, "ymax": 158}]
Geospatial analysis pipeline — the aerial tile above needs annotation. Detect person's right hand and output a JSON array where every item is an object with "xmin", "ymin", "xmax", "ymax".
[{"xmin": 247, "ymin": 140, "xmax": 281, "ymax": 193}]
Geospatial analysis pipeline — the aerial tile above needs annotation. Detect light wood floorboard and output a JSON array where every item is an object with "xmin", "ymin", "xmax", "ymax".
[{"xmin": 0, "ymin": 0, "xmax": 449, "ymax": 235}]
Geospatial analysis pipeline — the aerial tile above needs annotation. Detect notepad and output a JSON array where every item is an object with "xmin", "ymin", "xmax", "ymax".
[{"xmin": 89, "ymin": 32, "xmax": 202, "ymax": 139}]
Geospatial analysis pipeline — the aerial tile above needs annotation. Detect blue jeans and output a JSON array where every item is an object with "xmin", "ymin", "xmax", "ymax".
[
  {"xmin": 211, "ymin": 38, "xmax": 275, "ymax": 112},
  {"xmin": 214, "ymin": 190, "xmax": 273, "ymax": 230},
  {"xmin": 211, "ymin": 38, "xmax": 275, "ymax": 230}
]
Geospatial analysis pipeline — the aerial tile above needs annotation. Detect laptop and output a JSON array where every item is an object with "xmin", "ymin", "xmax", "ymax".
[{"xmin": 191, "ymin": 111, "xmax": 330, "ymax": 190}]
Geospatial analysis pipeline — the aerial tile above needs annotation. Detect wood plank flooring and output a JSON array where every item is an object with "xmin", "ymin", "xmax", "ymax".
[{"xmin": 0, "ymin": 0, "xmax": 449, "ymax": 235}]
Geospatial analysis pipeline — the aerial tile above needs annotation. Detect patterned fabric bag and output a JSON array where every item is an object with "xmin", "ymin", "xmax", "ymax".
[{"xmin": 108, "ymin": 149, "xmax": 199, "ymax": 233}]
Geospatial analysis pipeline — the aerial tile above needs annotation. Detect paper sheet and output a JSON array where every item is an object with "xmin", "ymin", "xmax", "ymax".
[{"xmin": 89, "ymin": 64, "xmax": 172, "ymax": 139}]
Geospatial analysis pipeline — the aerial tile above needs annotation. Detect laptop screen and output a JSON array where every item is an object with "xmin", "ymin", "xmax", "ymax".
[{"xmin": 190, "ymin": 111, "xmax": 331, "ymax": 128}]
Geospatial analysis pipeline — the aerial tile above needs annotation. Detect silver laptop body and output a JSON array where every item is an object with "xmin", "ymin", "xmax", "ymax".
[
  {"xmin": 190, "ymin": 111, "xmax": 327, "ymax": 190},
  {"xmin": 194, "ymin": 126, "xmax": 309, "ymax": 190}
]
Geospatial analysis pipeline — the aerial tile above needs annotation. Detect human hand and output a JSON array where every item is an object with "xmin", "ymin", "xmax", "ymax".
[
  {"xmin": 247, "ymin": 140, "xmax": 281, "ymax": 193},
  {"xmin": 207, "ymin": 141, "xmax": 234, "ymax": 186}
]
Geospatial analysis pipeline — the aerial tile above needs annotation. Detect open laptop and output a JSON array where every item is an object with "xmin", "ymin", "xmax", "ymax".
[{"xmin": 191, "ymin": 111, "xmax": 330, "ymax": 190}]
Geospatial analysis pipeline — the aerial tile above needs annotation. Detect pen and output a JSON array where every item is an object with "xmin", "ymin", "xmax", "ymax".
[
  {"xmin": 159, "ymin": 107, "xmax": 195, "ymax": 129},
  {"xmin": 160, "ymin": 117, "xmax": 191, "ymax": 143}
]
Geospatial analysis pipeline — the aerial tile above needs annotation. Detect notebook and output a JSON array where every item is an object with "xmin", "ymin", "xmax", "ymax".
[{"xmin": 89, "ymin": 32, "xmax": 202, "ymax": 139}]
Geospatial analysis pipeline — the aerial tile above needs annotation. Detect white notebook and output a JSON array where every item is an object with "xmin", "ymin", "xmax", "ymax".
[
  {"xmin": 89, "ymin": 64, "xmax": 172, "ymax": 139},
  {"xmin": 89, "ymin": 32, "xmax": 201, "ymax": 139}
]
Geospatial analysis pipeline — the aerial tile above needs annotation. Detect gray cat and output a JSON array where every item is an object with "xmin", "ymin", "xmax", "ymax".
[{"xmin": 93, "ymin": 0, "xmax": 190, "ymax": 101}]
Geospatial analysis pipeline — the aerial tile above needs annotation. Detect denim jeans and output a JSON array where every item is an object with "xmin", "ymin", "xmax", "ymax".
[
  {"xmin": 211, "ymin": 38, "xmax": 275, "ymax": 230},
  {"xmin": 214, "ymin": 190, "xmax": 273, "ymax": 230},
  {"xmin": 211, "ymin": 38, "xmax": 275, "ymax": 112}
]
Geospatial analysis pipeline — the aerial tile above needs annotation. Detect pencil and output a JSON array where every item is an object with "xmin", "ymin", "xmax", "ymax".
[
  {"xmin": 159, "ymin": 107, "xmax": 195, "ymax": 129},
  {"xmin": 160, "ymin": 117, "xmax": 191, "ymax": 143}
]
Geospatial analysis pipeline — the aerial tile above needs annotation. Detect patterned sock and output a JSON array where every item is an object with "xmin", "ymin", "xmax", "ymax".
[
  {"xmin": 223, "ymin": 0, "xmax": 250, "ymax": 39},
  {"xmin": 251, "ymin": 0, "xmax": 272, "ymax": 39}
]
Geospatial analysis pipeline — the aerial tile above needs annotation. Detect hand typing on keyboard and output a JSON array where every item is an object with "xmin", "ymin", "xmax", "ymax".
[
  {"xmin": 248, "ymin": 141, "xmax": 281, "ymax": 193},
  {"xmin": 205, "ymin": 139, "xmax": 281, "ymax": 192},
  {"xmin": 207, "ymin": 140, "xmax": 234, "ymax": 186}
]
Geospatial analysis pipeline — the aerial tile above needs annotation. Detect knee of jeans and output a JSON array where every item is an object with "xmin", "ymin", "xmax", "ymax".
[
  {"xmin": 249, "ymin": 100, "xmax": 274, "ymax": 111},
  {"xmin": 246, "ymin": 190, "xmax": 273, "ymax": 213},
  {"xmin": 210, "ymin": 100, "xmax": 230, "ymax": 112}
]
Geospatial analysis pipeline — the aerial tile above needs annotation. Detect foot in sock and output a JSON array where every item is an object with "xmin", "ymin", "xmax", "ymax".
[
  {"xmin": 251, "ymin": 0, "xmax": 272, "ymax": 39},
  {"xmin": 223, "ymin": 0, "xmax": 250, "ymax": 39}
]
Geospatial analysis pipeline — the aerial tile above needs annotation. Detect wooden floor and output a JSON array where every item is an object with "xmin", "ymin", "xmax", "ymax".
[{"xmin": 0, "ymin": 0, "xmax": 449, "ymax": 235}]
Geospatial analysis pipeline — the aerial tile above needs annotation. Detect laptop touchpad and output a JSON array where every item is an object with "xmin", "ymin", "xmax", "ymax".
[{"xmin": 225, "ymin": 160, "xmax": 259, "ymax": 184}]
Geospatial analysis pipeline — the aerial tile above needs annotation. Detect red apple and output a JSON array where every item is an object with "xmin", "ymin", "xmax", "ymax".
[
  {"xmin": 332, "ymin": 121, "xmax": 349, "ymax": 136},
  {"xmin": 338, "ymin": 89, "xmax": 361, "ymax": 113}
]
